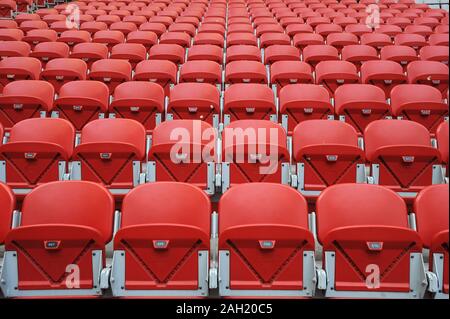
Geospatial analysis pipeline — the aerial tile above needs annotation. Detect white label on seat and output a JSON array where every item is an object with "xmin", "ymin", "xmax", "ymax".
[
  {"xmin": 24, "ymin": 152, "xmax": 37, "ymax": 160},
  {"xmin": 384, "ymin": 80, "xmax": 392, "ymax": 84},
  {"xmin": 13, "ymin": 104, "xmax": 23, "ymax": 110},
  {"xmin": 337, "ymin": 79, "xmax": 345, "ymax": 84},
  {"xmin": 100, "ymin": 153, "xmax": 112, "ymax": 160},
  {"xmin": 42, "ymin": 57, "xmax": 49, "ymax": 61},
  {"xmin": 259, "ymin": 240, "xmax": 275, "ymax": 250},
  {"xmin": 149, "ymin": 78, "xmax": 157, "ymax": 82},
  {"xmin": 243, "ymin": 78, "xmax": 251, "ymax": 83},
  {"xmin": 250, "ymin": 153, "xmax": 262, "ymax": 161},
  {"xmin": 402, "ymin": 156, "xmax": 415, "ymax": 163},
  {"xmin": 289, "ymin": 79, "xmax": 298, "ymax": 83},
  {"xmin": 188, "ymin": 107, "xmax": 198, "ymax": 113},
  {"xmin": 103, "ymin": 77, "xmax": 112, "ymax": 82},
  {"xmin": 362, "ymin": 109, "xmax": 372, "ymax": 115},
  {"xmin": 130, "ymin": 106, "xmax": 140, "ymax": 112},
  {"xmin": 400, "ymin": 61, "xmax": 408, "ymax": 65},
  {"xmin": 73, "ymin": 105, "xmax": 83, "ymax": 111},
  {"xmin": 196, "ymin": 78, "xmax": 205, "ymax": 82},
  {"xmin": 432, "ymin": 79, "xmax": 440, "ymax": 85},
  {"xmin": 303, "ymin": 108, "xmax": 313, "ymax": 114},
  {"xmin": 56, "ymin": 76, "xmax": 64, "ymax": 80},
  {"xmin": 420, "ymin": 109, "xmax": 431, "ymax": 116},
  {"xmin": 7, "ymin": 74, "xmax": 15, "ymax": 79},
  {"xmin": 326, "ymin": 155, "xmax": 338, "ymax": 162},
  {"xmin": 246, "ymin": 107, "xmax": 255, "ymax": 113}
]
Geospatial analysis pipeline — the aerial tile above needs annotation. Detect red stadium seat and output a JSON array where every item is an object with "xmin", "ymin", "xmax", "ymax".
[
  {"xmin": 88, "ymin": 59, "xmax": 132, "ymax": 94},
  {"xmin": 302, "ymin": 45, "xmax": 339, "ymax": 68},
  {"xmin": 133, "ymin": 60, "xmax": 177, "ymax": 96},
  {"xmin": 293, "ymin": 33, "xmax": 324, "ymax": 50},
  {"xmin": 57, "ymin": 30, "xmax": 91, "ymax": 48},
  {"xmin": 264, "ymin": 45, "xmax": 300, "ymax": 64},
  {"xmin": 380, "ymin": 45, "xmax": 419, "ymax": 72},
  {"xmin": 110, "ymin": 43, "xmax": 147, "ymax": 68},
  {"xmin": 270, "ymin": 61, "xmax": 313, "ymax": 93},
  {"xmin": 317, "ymin": 184, "xmax": 427, "ymax": 298},
  {"xmin": 160, "ymin": 31, "xmax": 192, "ymax": 48},
  {"xmin": 226, "ymin": 45, "xmax": 261, "ymax": 63},
  {"xmin": 259, "ymin": 32, "xmax": 291, "ymax": 49},
  {"xmin": 148, "ymin": 43, "xmax": 185, "ymax": 64},
  {"xmin": 414, "ymin": 184, "xmax": 449, "ymax": 299},
  {"xmin": 0, "ymin": 182, "xmax": 13, "ymax": 245},
  {"xmin": 69, "ymin": 42, "xmax": 109, "ymax": 69},
  {"xmin": 80, "ymin": 21, "xmax": 108, "ymax": 35},
  {"xmin": 217, "ymin": 183, "xmax": 316, "ymax": 297},
  {"xmin": 374, "ymin": 24, "xmax": 403, "ymax": 37},
  {"xmin": 139, "ymin": 22, "xmax": 167, "ymax": 37},
  {"xmin": 361, "ymin": 60, "xmax": 407, "ymax": 98},
  {"xmin": 40, "ymin": 58, "xmax": 87, "ymax": 93},
  {"xmin": 341, "ymin": 44, "xmax": 379, "ymax": 71},
  {"xmin": 224, "ymin": 84, "xmax": 275, "ymax": 123},
  {"xmin": 0, "ymin": 80, "xmax": 54, "ymax": 130},
  {"xmin": 1, "ymin": 181, "xmax": 114, "ymax": 297},
  {"xmin": 111, "ymin": 182, "xmax": 211, "ymax": 297},
  {"xmin": 22, "ymin": 29, "xmax": 57, "ymax": 48},
  {"xmin": 394, "ymin": 33, "xmax": 428, "ymax": 53},
  {"xmin": 221, "ymin": 120, "xmax": 289, "ymax": 190},
  {"xmin": 92, "ymin": 30, "xmax": 125, "ymax": 50},
  {"xmin": 364, "ymin": 120, "xmax": 442, "ymax": 196},
  {"xmin": 315, "ymin": 61, "xmax": 359, "ymax": 96},
  {"xmin": 225, "ymin": 60, "xmax": 267, "ymax": 84},
  {"xmin": 428, "ymin": 33, "xmax": 449, "ymax": 46},
  {"xmin": 167, "ymin": 83, "xmax": 220, "ymax": 126},
  {"xmin": 360, "ymin": 33, "xmax": 393, "ymax": 52},
  {"xmin": 326, "ymin": 32, "xmax": 359, "ymax": 52},
  {"xmin": 334, "ymin": 84, "xmax": 390, "ymax": 134},
  {"xmin": 279, "ymin": 84, "xmax": 333, "ymax": 134},
  {"xmin": 0, "ymin": 57, "xmax": 41, "ymax": 92},
  {"xmin": 179, "ymin": 60, "xmax": 222, "ymax": 86},
  {"xmin": 19, "ymin": 20, "xmax": 48, "ymax": 33},
  {"xmin": 0, "ymin": 118, "xmax": 74, "ymax": 193},
  {"xmin": 109, "ymin": 81, "xmax": 165, "ymax": 132},
  {"xmin": 226, "ymin": 32, "xmax": 258, "ymax": 47},
  {"xmin": 126, "ymin": 30, "xmax": 158, "ymax": 51},
  {"xmin": 54, "ymin": 80, "xmax": 109, "ymax": 131},
  {"xmin": 71, "ymin": 119, "xmax": 146, "ymax": 194},
  {"xmin": 188, "ymin": 44, "xmax": 223, "ymax": 64},
  {"xmin": 0, "ymin": 29, "xmax": 24, "ymax": 41},
  {"xmin": 193, "ymin": 32, "xmax": 225, "ymax": 47},
  {"xmin": 420, "ymin": 46, "xmax": 449, "ymax": 65},
  {"xmin": 390, "ymin": 84, "xmax": 447, "ymax": 133},
  {"xmin": 29, "ymin": 41, "xmax": 70, "ymax": 67},
  {"xmin": 147, "ymin": 120, "xmax": 216, "ymax": 193},
  {"xmin": 0, "ymin": 41, "xmax": 30, "ymax": 58},
  {"xmin": 436, "ymin": 121, "xmax": 448, "ymax": 174},
  {"xmin": 292, "ymin": 120, "xmax": 365, "ymax": 196},
  {"xmin": 407, "ymin": 61, "xmax": 449, "ymax": 97}
]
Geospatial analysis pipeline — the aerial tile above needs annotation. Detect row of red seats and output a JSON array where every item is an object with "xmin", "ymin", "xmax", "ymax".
[
  {"xmin": 0, "ymin": 181, "xmax": 447, "ymax": 298},
  {"xmin": 0, "ymin": 77, "xmax": 447, "ymax": 135},
  {"xmin": 0, "ymin": 116, "xmax": 447, "ymax": 197}
]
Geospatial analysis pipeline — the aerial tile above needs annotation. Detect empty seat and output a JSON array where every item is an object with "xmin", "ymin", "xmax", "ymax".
[
  {"xmin": 71, "ymin": 119, "xmax": 146, "ymax": 193},
  {"xmin": 436, "ymin": 121, "xmax": 449, "ymax": 173},
  {"xmin": 394, "ymin": 33, "xmax": 428, "ymax": 52},
  {"xmin": 179, "ymin": 60, "xmax": 222, "ymax": 86},
  {"xmin": 420, "ymin": 46, "xmax": 449, "ymax": 65},
  {"xmin": 217, "ymin": 183, "xmax": 315, "ymax": 296},
  {"xmin": 126, "ymin": 30, "xmax": 158, "ymax": 51},
  {"xmin": 302, "ymin": 45, "xmax": 339, "ymax": 68},
  {"xmin": 192, "ymin": 32, "xmax": 225, "ymax": 47},
  {"xmin": 147, "ymin": 120, "xmax": 216, "ymax": 193},
  {"xmin": 0, "ymin": 80, "xmax": 53, "ymax": 130},
  {"xmin": 279, "ymin": 84, "xmax": 333, "ymax": 134},
  {"xmin": 133, "ymin": 60, "xmax": 177, "ymax": 96},
  {"xmin": 54, "ymin": 80, "xmax": 109, "ymax": 131},
  {"xmin": 40, "ymin": 58, "xmax": 87, "ymax": 93},
  {"xmin": 365, "ymin": 120, "xmax": 442, "ymax": 196},
  {"xmin": 407, "ymin": 61, "xmax": 449, "ymax": 98},
  {"xmin": 92, "ymin": 30, "xmax": 125, "ymax": 50},
  {"xmin": 326, "ymin": 32, "xmax": 359, "ymax": 52},
  {"xmin": 226, "ymin": 32, "xmax": 258, "ymax": 47},
  {"xmin": 0, "ymin": 57, "xmax": 41, "ymax": 90},
  {"xmin": 226, "ymin": 45, "xmax": 262, "ymax": 63},
  {"xmin": 0, "ymin": 118, "xmax": 74, "ymax": 193},
  {"xmin": 0, "ymin": 182, "xmax": 13, "ymax": 244},
  {"xmin": 380, "ymin": 45, "xmax": 419, "ymax": 71},
  {"xmin": 292, "ymin": 120, "xmax": 365, "ymax": 196},
  {"xmin": 109, "ymin": 81, "xmax": 164, "ymax": 132},
  {"xmin": 429, "ymin": 33, "xmax": 449, "ymax": 47},
  {"xmin": 111, "ymin": 182, "xmax": 211, "ymax": 297},
  {"xmin": 315, "ymin": 61, "xmax": 359, "ymax": 96},
  {"xmin": 414, "ymin": 184, "xmax": 449, "ymax": 299},
  {"xmin": 160, "ymin": 31, "xmax": 192, "ymax": 48},
  {"xmin": 390, "ymin": 84, "xmax": 447, "ymax": 133},
  {"xmin": 169, "ymin": 22, "xmax": 197, "ymax": 36},
  {"xmin": 224, "ymin": 84, "xmax": 275, "ymax": 123},
  {"xmin": 0, "ymin": 41, "xmax": 30, "ymax": 58},
  {"xmin": 80, "ymin": 21, "xmax": 108, "ymax": 35},
  {"xmin": 29, "ymin": 41, "xmax": 70, "ymax": 67},
  {"xmin": 334, "ymin": 84, "xmax": 390, "ymax": 134},
  {"xmin": 110, "ymin": 21, "xmax": 138, "ymax": 36},
  {"xmin": 139, "ymin": 22, "xmax": 167, "ymax": 37},
  {"xmin": 315, "ymin": 23, "xmax": 343, "ymax": 37},
  {"xmin": 225, "ymin": 61, "xmax": 267, "ymax": 84},
  {"xmin": 167, "ymin": 83, "xmax": 220, "ymax": 126},
  {"xmin": 361, "ymin": 60, "xmax": 407, "ymax": 98},
  {"xmin": 360, "ymin": 33, "xmax": 393, "ymax": 52},
  {"xmin": 264, "ymin": 45, "xmax": 300, "ymax": 64},
  {"xmin": 317, "ymin": 184, "xmax": 426, "ymax": 298},
  {"xmin": 110, "ymin": 43, "xmax": 147, "ymax": 68},
  {"xmin": 57, "ymin": 30, "xmax": 91, "ymax": 48},
  {"xmin": 148, "ymin": 43, "xmax": 185, "ymax": 64},
  {"xmin": 187, "ymin": 44, "xmax": 223, "ymax": 64},
  {"xmin": 259, "ymin": 33, "xmax": 291, "ymax": 49},
  {"xmin": 0, "ymin": 29, "xmax": 24, "ymax": 41},
  {"xmin": 342, "ymin": 44, "xmax": 379, "ymax": 71},
  {"xmin": 0, "ymin": 181, "xmax": 114, "ymax": 297},
  {"xmin": 221, "ymin": 120, "xmax": 289, "ymax": 191},
  {"xmin": 88, "ymin": 59, "xmax": 132, "ymax": 94},
  {"xmin": 22, "ymin": 29, "xmax": 57, "ymax": 48},
  {"xmin": 69, "ymin": 43, "xmax": 108, "ymax": 69},
  {"xmin": 270, "ymin": 61, "xmax": 314, "ymax": 93}
]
